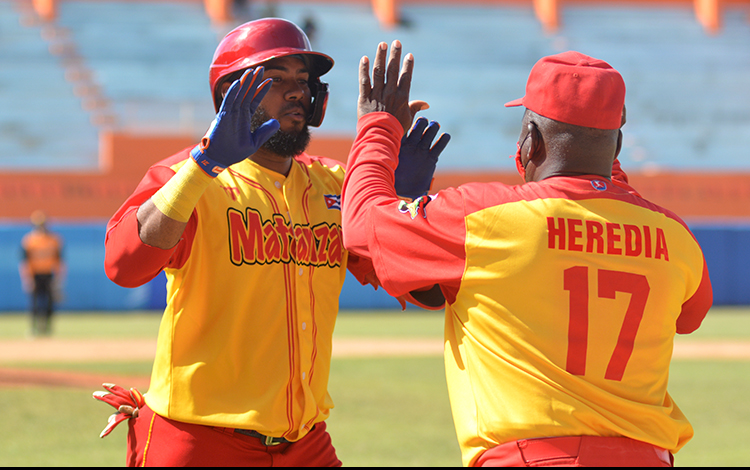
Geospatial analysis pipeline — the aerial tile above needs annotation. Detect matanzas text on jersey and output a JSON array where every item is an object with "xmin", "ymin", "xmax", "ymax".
[{"xmin": 227, "ymin": 207, "xmax": 343, "ymax": 267}]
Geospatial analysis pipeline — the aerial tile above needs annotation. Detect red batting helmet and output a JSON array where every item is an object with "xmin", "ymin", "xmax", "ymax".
[{"xmin": 209, "ymin": 18, "xmax": 334, "ymax": 127}]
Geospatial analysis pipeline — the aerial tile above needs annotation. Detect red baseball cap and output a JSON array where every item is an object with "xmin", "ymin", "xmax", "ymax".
[{"xmin": 505, "ymin": 51, "xmax": 625, "ymax": 130}]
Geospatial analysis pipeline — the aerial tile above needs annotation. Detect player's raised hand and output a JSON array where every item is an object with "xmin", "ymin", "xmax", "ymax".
[
  {"xmin": 191, "ymin": 67, "xmax": 281, "ymax": 177},
  {"xmin": 395, "ymin": 117, "xmax": 451, "ymax": 199},
  {"xmin": 358, "ymin": 40, "xmax": 429, "ymax": 133}
]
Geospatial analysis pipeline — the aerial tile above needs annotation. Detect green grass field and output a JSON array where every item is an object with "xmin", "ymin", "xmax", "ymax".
[{"xmin": 0, "ymin": 307, "xmax": 748, "ymax": 466}]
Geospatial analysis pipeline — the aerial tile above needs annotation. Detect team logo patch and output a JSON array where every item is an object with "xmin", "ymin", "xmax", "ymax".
[
  {"xmin": 398, "ymin": 195, "xmax": 434, "ymax": 220},
  {"xmin": 324, "ymin": 194, "xmax": 341, "ymax": 210},
  {"xmin": 591, "ymin": 180, "xmax": 608, "ymax": 191}
]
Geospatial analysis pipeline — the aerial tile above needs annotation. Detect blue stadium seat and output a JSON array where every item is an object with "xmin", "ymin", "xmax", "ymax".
[
  {"xmin": 3, "ymin": 1, "xmax": 748, "ymax": 171},
  {"xmin": 274, "ymin": 2, "xmax": 750, "ymax": 171},
  {"xmin": 0, "ymin": 1, "xmax": 99, "ymax": 170},
  {"xmin": 56, "ymin": 1, "xmax": 218, "ymax": 134}
]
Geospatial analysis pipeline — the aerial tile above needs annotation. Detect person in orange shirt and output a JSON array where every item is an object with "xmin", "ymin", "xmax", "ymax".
[{"xmin": 19, "ymin": 210, "xmax": 65, "ymax": 336}]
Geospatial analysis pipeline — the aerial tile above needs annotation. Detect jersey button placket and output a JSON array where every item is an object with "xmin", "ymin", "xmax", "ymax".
[{"xmin": 298, "ymin": 301, "xmax": 313, "ymax": 388}]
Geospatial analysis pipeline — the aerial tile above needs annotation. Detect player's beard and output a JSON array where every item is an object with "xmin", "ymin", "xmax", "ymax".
[{"xmin": 251, "ymin": 105, "xmax": 311, "ymax": 158}]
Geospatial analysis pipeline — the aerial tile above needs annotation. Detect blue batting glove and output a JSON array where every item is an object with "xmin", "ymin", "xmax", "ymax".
[
  {"xmin": 395, "ymin": 117, "xmax": 451, "ymax": 199},
  {"xmin": 191, "ymin": 67, "xmax": 281, "ymax": 177}
]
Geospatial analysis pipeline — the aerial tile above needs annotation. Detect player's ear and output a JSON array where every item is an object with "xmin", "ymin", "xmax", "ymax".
[
  {"xmin": 220, "ymin": 81, "xmax": 232, "ymax": 99},
  {"xmin": 527, "ymin": 122, "xmax": 543, "ymax": 162},
  {"xmin": 615, "ymin": 130, "xmax": 623, "ymax": 159}
]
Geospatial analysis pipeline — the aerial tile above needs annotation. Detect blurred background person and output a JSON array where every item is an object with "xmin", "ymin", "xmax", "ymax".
[{"xmin": 19, "ymin": 210, "xmax": 65, "ymax": 337}]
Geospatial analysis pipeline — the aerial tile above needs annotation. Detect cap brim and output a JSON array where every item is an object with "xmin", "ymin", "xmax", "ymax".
[{"xmin": 504, "ymin": 97, "xmax": 524, "ymax": 107}]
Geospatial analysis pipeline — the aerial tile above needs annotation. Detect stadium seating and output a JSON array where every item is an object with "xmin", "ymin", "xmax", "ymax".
[
  {"xmin": 2, "ymin": 1, "xmax": 749, "ymax": 171},
  {"xmin": 1, "ymin": 1, "xmax": 749, "ymax": 309},
  {"xmin": 55, "ymin": 0, "xmax": 219, "ymax": 134},
  {"xmin": 0, "ymin": 1, "xmax": 98, "ymax": 170}
]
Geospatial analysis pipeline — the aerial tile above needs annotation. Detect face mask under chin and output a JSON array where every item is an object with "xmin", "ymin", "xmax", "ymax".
[{"xmin": 513, "ymin": 141, "xmax": 526, "ymax": 181}]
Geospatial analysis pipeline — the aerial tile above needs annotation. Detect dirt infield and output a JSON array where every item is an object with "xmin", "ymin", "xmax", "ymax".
[
  {"xmin": 1, "ymin": 338, "xmax": 749, "ymax": 389},
  {"xmin": 0, "ymin": 337, "xmax": 446, "ymax": 363},
  {"xmin": 0, "ymin": 337, "xmax": 447, "ymax": 389}
]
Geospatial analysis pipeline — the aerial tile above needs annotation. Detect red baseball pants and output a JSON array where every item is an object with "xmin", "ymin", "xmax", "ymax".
[
  {"xmin": 126, "ymin": 404, "xmax": 341, "ymax": 467},
  {"xmin": 475, "ymin": 435, "xmax": 673, "ymax": 467}
]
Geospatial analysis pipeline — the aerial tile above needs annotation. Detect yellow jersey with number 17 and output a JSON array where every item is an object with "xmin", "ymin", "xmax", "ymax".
[{"xmin": 342, "ymin": 113, "xmax": 713, "ymax": 467}]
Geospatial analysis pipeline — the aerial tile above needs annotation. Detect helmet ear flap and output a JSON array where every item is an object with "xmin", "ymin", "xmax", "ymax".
[{"xmin": 308, "ymin": 79, "xmax": 328, "ymax": 127}]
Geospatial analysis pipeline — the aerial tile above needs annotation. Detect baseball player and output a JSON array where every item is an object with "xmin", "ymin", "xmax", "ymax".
[
  {"xmin": 341, "ymin": 42, "xmax": 713, "ymax": 466},
  {"xmin": 96, "ymin": 19, "xmax": 440, "ymax": 466},
  {"xmin": 19, "ymin": 210, "xmax": 64, "ymax": 336}
]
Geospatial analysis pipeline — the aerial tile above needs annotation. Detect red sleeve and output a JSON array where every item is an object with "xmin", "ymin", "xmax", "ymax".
[
  {"xmin": 341, "ymin": 113, "xmax": 402, "ymax": 260},
  {"xmin": 344, "ymin": 251, "xmax": 376, "ymax": 286},
  {"xmin": 104, "ymin": 150, "xmax": 197, "ymax": 288},
  {"xmin": 676, "ymin": 255, "xmax": 713, "ymax": 334},
  {"xmin": 345, "ymin": 253, "xmax": 444, "ymax": 310},
  {"xmin": 342, "ymin": 113, "xmax": 465, "ymax": 304}
]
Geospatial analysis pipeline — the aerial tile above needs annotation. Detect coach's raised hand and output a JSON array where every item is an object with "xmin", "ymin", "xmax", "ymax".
[{"xmin": 358, "ymin": 40, "xmax": 429, "ymax": 134}]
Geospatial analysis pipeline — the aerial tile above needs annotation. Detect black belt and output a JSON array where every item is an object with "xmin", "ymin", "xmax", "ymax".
[{"xmin": 234, "ymin": 429, "xmax": 291, "ymax": 446}]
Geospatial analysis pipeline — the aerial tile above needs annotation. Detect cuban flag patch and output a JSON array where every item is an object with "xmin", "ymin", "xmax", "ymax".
[
  {"xmin": 591, "ymin": 179, "xmax": 608, "ymax": 191},
  {"xmin": 324, "ymin": 194, "xmax": 341, "ymax": 210}
]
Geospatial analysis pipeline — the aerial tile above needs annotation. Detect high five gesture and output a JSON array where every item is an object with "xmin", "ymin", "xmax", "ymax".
[{"xmin": 357, "ymin": 40, "xmax": 428, "ymax": 133}]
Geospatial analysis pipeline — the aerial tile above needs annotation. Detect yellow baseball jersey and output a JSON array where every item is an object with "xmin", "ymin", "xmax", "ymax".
[
  {"xmin": 105, "ymin": 148, "xmax": 374, "ymax": 441},
  {"xmin": 343, "ymin": 113, "xmax": 713, "ymax": 466}
]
